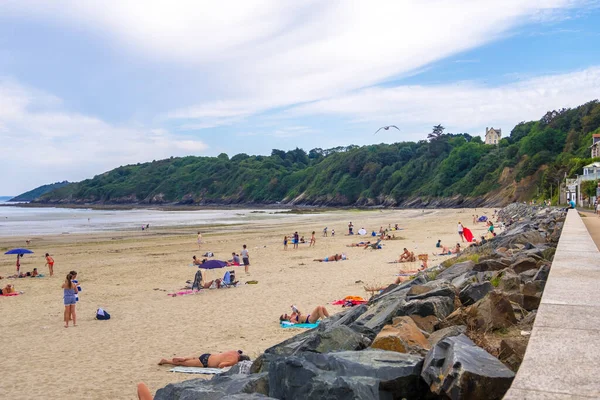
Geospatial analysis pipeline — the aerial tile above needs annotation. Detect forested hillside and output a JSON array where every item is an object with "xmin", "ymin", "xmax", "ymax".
[
  {"xmin": 38, "ymin": 101, "xmax": 600, "ymax": 207},
  {"xmin": 11, "ymin": 181, "xmax": 71, "ymax": 202}
]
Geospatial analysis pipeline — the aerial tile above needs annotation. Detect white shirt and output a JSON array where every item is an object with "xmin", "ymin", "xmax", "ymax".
[
  {"xmin": 241, "ymin": 249, "xmax": 249, "ymax": 258},
  {"xmin": 458, "ymin": 224, "xmax": 463, "ymax": 232}
]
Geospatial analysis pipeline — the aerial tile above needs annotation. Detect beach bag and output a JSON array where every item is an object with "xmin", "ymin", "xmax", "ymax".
[
  {"xmin": 96, "ymin": 308, "xmax": 111, "ymax": 320},
  {"xmin": 203, "ymin": 252, "xmax": 214, "ymax": 257},
  {"xmin": 192, "ymin": 270, "xmax": 203, "ymax": 290}
]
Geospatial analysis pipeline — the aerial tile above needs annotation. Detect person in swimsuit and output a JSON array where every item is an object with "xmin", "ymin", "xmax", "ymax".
[
  {"xmin": 192, "ymin": 255, "xmax": 203, "ymax": 265},
  {"xmin": 309, "ymin": 231, "xmax": 316, "ymax": 247},
  {"xmin": 61, "ymin": 273, "xmax": 78, "ymax": 328},
  {"xmin": 313, "ymin": 254, "xmax": 347, "ymax": 262},
  {"xmin": 158, "ymin": 350, "xmax": 250, "ymax": 368},
  {"xmin": 45, "ymin": 253, "xmax": 55, "ymax": 277},
  {"xmin": 280, "ymin": 305, "xmax": 330, "ymax": 324}
]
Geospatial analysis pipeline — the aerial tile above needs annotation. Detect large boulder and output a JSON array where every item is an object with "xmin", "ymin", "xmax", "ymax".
[
  {"xmin": 533, "ymin": 264, "xmax": 551, "ymax": 281},
  {"xmin": 421, "ymin": 334, "xmax": 515, "ymax": 400},
  {"xmin": 269, "ymin": 350, "xmax": 426, "ymax": 400},
  {"xmin": 459, "ymin": 282, "xmax": 493, "ymax": 306},
  {"xmin": 428, "ymin": 325, "xmax": 467, "ymax": 347},
  {"xmin": 410, "ymin": 315, "xmax": 439, "ymax": 333},
  {"xmin": 352, "ymin": 297, "xmax": 405, "ymax": 338},
  {"xmin": 398, "ymin": 296, "xmax": 455, "ymax": 320},
  {"xmin": 473, "ymin": 259, "xmax": 510, "ymax": 272},
  {"xmin": 406, "ymin": 285, "xmax": 455, "ymax": 301},
  {"xmin": 465, "ymin": 291, "xmax": 517, "ymax": 330},
  {"xmin": 370, "ymin": 316, "xmax": 430, "ymax": 355},
  {"xmin": 498, "ymin": 269, "xmax": 521, "ymax": 292},
  {"xmin": 154, "ymin": 372, "xmax": 270, "ymax": 400},
  {"xmin": 436, "ymin": 261, "xmax": 475, "ymax": 282},
  {"xmin": 500, "ymin": 337, "xmax": 529, "ymax": 372},
  {"xmin": 510, "ymin": 257, "xmax": 539, "ymax": 274}
]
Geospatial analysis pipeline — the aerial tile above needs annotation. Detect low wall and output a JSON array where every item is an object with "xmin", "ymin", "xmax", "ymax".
[{"xmin": 504, "ymin": 209, "xmax": 600, "ymax": 399}]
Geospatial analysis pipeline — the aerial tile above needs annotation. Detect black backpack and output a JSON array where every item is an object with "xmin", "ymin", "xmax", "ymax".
[{"xmin": 96, "ymin": 308, "xmax": 111, "ymax": 320}]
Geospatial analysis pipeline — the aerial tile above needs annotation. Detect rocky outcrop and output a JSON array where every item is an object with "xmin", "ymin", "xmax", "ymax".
[
  {"xmin": 421, "ymin": 334, "xmax": 515, "ymax": 400},
  {"xmin": 459, "ymin": 282, "xmax": 493, "ymax": 306}
]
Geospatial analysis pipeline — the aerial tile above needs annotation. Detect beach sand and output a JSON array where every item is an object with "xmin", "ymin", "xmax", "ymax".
[{"xmin": 0, "ymin": 207, "xmax": 496, "ymax": 399}]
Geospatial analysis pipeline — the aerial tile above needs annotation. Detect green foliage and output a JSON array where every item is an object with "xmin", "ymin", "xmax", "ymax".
[
  {"xmin": 38, "ymin": 100, "xmax": 600, "ymax": 205},
  {"xmin": 11, "ymin": 181, "xmax": 71, "ymax": 201}
]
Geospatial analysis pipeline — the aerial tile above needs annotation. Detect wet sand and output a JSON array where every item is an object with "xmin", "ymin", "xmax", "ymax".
[{"xmin": 0, "ymin": 207, "xmax": 495, "ymax": 399}]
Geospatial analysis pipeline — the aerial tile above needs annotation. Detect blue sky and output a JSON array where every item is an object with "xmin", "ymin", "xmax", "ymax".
[{"xmin": 1, "ymin": 1, "xmax": 600, "ymax": 195}]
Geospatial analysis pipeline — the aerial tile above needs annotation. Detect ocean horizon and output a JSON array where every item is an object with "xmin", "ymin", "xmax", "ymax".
[{"xmin": 0, "ymin": 203, "xmax": 302, "ymax": 237}]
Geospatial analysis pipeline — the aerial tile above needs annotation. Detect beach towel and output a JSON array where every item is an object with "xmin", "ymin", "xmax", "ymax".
[
  {"xmin": 1, "ymin": 292, "xmax": 20, "ymax": 296},
  {"xmin": 169, "ymin": 289, "xmax": 200, "ymax": 297},
  {"xmin": 280, "ymin": 321, "xmax": 320, "ymax": 329},
  {"xmin": 169, "ymin": 366, "xmax": 231, "ymax": 375},
  {"xmin": 478, "ymin": 216, "xmax": 488, "ymax": 222},
  {"xmin": 332, "ymin": 296, "xmax": 367, "ymax": 306},
  {"xmin": 463, "ymin": 227, "xmax": 474, "ymax": 243}
]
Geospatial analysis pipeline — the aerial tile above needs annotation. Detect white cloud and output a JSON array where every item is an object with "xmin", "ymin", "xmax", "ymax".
[
  {"xmin": 287, "ymin": 67, "xmax": 600, "ymax": 139},
  {"xmin": 1, "ymin": 0, "xmax": 585, "ymax": 127},
  {"xmin": 0, "ymin": 79, "xmax": 208, "ymax": 193}
]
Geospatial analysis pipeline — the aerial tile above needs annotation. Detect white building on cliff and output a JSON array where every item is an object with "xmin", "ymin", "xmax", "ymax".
[{"xmin": 485, "ymin": 127, "xmax": 501, "ymax": 145}]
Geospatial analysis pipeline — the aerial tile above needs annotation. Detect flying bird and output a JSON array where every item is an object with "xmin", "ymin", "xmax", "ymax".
[{"xmin": 374, "ymin": 125, "xmax": 400, "ymax": 135}]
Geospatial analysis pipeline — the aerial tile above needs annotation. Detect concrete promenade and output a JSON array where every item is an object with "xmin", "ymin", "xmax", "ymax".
[{"xmin": 504, "ymin": 209, "xmax": 600, "ymax": 399}]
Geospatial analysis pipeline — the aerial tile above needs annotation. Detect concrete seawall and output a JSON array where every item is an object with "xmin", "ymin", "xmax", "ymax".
[{"xmin": 504, "ymin": 209, "xmax": 600, "ymax": 399}]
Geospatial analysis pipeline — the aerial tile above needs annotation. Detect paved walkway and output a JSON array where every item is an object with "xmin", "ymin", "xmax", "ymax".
[
  {"xmin": 504, "ymin": 209, "xmax": 600, "ymax": 399},
  {"xmin": 580, "ymin": 210, "xmax": 600, "ymax": 251}
]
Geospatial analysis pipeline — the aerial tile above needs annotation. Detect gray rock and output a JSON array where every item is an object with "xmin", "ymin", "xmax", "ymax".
[
  {"xmin": 518, "ymin": 269, "xmax": 537, "ymax": 283},
  {"xmin": 436, "ymin": 261, "xmax": 475, "ymax": 282},
  {"xmin": 498, "ymin": 270, "xmax": 520, "ymax": 292},
  {"xmin": 510, "ymin": 257, "xmax": 539, "ymax": 274},
  {"xmin": 451, "ymin": 271, "xmax": 478, "ymax": 291},
  {"xmin": 398, "ymin": 296, "xmax": 455, "ymax": 320},
  {"xmin": 269, "ymin": 350, "xmax": 425, "ymax": 400},
  {"xmin": 406, "ymin": 285, "xmax": 455, "ymax": 301},
  {"xmin": 421, "ymin": 334, "xmax": 515, "ymax": 400},
  {"xmin": 459, "ymin": 282, "xmax": 493, "ymax": 306},
  {"xmin": 428, "ymin": 325, "xmax": 467, "ymax": 347},
  {"xmin": 533, "ymin": 264, "xmax": 551, "ymax": 282},
  {"xmin": 154, "ymin": 372, "xmax": 270, "ymax": 400},
  {"xmin": 352, "ymin": 297, "xmax": 405, "ymax": 338},
  {"xmin": 473, "ymin": 259, "xmax": 510, "ymax": 272}
]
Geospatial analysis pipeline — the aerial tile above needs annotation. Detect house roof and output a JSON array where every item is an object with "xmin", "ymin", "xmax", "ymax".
[
  {"xmin": 593, "ymin": 134, "xmax": 600, "ymax": 138},
  {"xmin": 583, "ymin": 162, "xmax": 600, "ymax": 168}
]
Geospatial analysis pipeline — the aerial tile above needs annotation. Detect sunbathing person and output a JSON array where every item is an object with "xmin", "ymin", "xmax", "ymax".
[
  {"xmin": 192, "ymin": 256, "xmax": 203, "ymax": 265},
  {"xmin": 313, "ymin": 254, "xmax": 347, "ymax": 262},
  {"xmin": 346, "ymin": 241, "xmax": 370, "ymax": 247},
  {"xmin": 158, "ymin": 350, "xmax": 250, "ymax": 368},
  {"xmin": 2, "ymin": 284, "xmax": 15, "ymax": 294},
  {"xmin": 398, "ymin": 248, "xmax": 415, "ymax": 262},
  {"xmin": 280, "ymin": 305, "xmax": 330, "ymax": 324}
]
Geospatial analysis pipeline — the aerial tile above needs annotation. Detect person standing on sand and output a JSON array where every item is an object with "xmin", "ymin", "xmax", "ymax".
[
  {"xmin": 283, "ymin": 236, "xmax": 288, "ymax": 250},
  {"xmin": 323, "ymin": 227, "xmax": 328, "ymax": 237},
  {"xmin": 309, "ymin": 231, "xmax": 316, "ymax": 247},
  {"xmin": 241, "ymin": 244, "xmax": 250, "ymax": 274},
  {"xmin": 293, "ymin": 232, "xmax": 299, "ymax": 249},
  {"xmin": 16, "ymin": 254, "xmax": 21, "ymax": 275},
  {"xmin": 331, "ymin": 229, "xmax": 335, "ymax": 237},
  {"xmin": 62, "ymin": 273, "xmax": 78, "ymax": 328},
  {"xmin": 45, "ymin": 253, "xmax": 54, "ymax": 277},
  {"xmin": 457, "ymin": 222, "xmax": 464, "ymax": 242},
  {"xmin": 197, "ymin": 232, "xmax": 203, "ymax": 248},
  {"xmin": 348, "ymin": 222, "xmax": 354, "ymax": 235}
]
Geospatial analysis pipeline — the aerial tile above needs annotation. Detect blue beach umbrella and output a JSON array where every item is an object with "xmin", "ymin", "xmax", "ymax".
[{"xmin": 5, "ymin": 248, "xmax": 34, "ymax": 255}]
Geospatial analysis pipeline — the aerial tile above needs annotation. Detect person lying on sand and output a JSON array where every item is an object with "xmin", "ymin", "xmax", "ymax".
[
  {"xmin": 346, "ymin": 241, "xmax": 370, "ymax": 247},
  {"xmin": 280, "ymin": 305, "xmax": 330, "ymax": 324},
  {"xmin": 2, "ymin": 284, "xmax": 15, "ymax": 294},
  {"xmin": 158, "ymin": 350, "xmax": 250, "ymax": 368},
  {"xmin": 313, "ymin": 254, "xmax": 347, "ymax": 262},
  {"xmin": 433, "ymin": 243, "xmax": 460, "ymax": 256},
  {"xmin": 192, "ymin": 256, "xmax": 203, "ymax": 265}
]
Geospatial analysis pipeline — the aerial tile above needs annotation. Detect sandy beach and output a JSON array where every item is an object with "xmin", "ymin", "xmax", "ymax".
[{"xmin": 0, "ymin": 207, "xmax": 496, "ymax": 399}]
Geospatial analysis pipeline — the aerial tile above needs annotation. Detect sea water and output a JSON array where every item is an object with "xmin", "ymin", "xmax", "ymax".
[{"xmin": 0, "ymin": 201, "xmax": 294, "ymax": 237}]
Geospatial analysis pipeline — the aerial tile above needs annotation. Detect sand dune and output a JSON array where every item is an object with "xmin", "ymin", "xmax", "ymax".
[{"xmin": 0, "ymin": 207, "xmax": 495, "ymax": 399}]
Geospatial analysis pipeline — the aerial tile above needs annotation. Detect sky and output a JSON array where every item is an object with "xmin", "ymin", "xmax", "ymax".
[{"xmin": 1, "ymin": 0, "xmax": 600, "ymax": 195}]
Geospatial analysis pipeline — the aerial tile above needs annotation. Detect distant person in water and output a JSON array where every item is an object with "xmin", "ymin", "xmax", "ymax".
[{"xmin": 158, "ymin": 350, "xmax": 250, "ymax": 368}]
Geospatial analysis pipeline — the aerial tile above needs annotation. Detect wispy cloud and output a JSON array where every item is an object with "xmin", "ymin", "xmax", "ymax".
[{"xmin": 0, "ymin": 79, "xmax": 208, "ymax": 192}]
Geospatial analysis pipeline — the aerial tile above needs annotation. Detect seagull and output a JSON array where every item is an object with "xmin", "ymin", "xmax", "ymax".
[{"xmin": 374, "ymin": 125, "xmax": 400, "ymax": 135}]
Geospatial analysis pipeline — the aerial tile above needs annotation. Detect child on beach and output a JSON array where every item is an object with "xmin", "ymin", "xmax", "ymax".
[
  {"xmin": 70, "ymin": 270, "xmax": 81, "ymax": 302},
  {"xmin": 61, "ymin": 273, "xmax": 78, "ymax": 328},
  {"xmin": 241, "ymin": 244, "xmax": 250, "ymax": 274},
  {"xmin": 283, "ymin": 236, "xmax": 288, "ymax": 250},
  {"xmin": 309, "ymin": 231, "xmax": 316, "ymax": 247},
  {"xmin": 45, "ymin": 253, "xmax": 54, "ymax": 277}
]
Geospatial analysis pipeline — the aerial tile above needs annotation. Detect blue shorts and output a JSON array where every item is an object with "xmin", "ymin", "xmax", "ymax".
[{"xmin": 64, "ymin": 297, "xmax": 76, "ymax": 305}]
